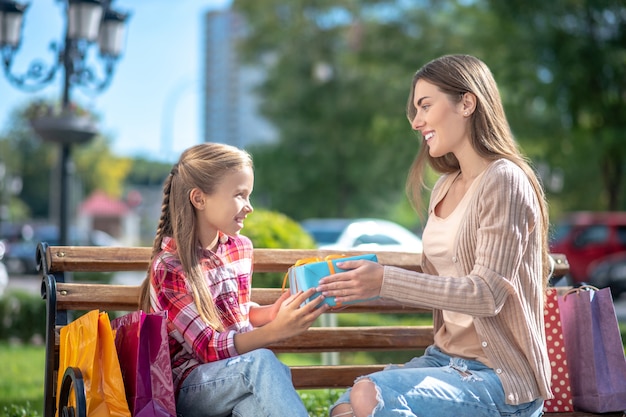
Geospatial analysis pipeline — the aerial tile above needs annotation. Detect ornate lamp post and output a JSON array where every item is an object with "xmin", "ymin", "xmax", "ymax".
[{"xmin": 0, "ymin": 0, "xmax": 129, "ymax": 246}]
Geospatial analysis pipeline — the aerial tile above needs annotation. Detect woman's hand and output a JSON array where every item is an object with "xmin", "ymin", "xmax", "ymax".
[{"xmin": 316, "ymin": 260, "xmax": 384, "ymax": 304}]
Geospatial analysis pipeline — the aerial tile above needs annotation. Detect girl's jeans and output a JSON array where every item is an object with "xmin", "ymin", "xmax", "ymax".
[
  {"xmin": 331, "ymin": 345, "xmax": 544, "ymax": 417},
  {"xmin": 176, "ymin": 348, "xmax": 308, "ymax": 417}
]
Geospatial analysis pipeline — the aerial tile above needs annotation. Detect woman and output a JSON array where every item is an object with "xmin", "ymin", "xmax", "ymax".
[{"xmin": 318, "ymin": 55, "xmax": 552, "ymax": 417}]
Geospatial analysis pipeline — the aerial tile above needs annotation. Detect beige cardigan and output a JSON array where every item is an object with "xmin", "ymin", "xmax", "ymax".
[{"xmin": 381, "ymin": 158, "xmax": 552, "ymax": 405}]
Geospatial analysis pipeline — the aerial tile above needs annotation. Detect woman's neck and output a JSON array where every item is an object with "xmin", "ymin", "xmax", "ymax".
[{"xmin": 456, "ymin": 149, "xmax": 491, "ymax": 181}]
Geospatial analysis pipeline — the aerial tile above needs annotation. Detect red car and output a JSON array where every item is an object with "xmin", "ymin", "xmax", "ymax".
[{"xmin": 550, "ymin": 211, "xmax": 626, "ymax": 285}]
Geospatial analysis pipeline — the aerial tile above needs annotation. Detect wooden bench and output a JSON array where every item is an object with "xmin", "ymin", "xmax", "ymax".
[{"xmin": 36, "ymin": 242, "xmax": 625, "ymax": 417}]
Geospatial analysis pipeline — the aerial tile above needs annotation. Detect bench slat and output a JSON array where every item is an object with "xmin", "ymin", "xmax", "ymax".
[
  {"xmin": 291, "ymin": 365, "xmax": 386, "ymax": 389},
  {"xmin": 46, "ymin": 246, "xmax": 151, "ymax": 272},
  {"xmin": 55, "ymin": 282, "xmax": 141, "ymax": 311},
  {"xmin": 269, "ymin": 326, "xmax": 433, "ymax": 352},
  {"xmin": 45, "ymin": 246, "xmax": 570, "ymax": 277},
  {"xmin": 54, "ymin": 325, "xmax": 434, "ymax": 354},
  {"xmin": 53, "ymin": 283, "xmax": 431, "ymax": 314}
]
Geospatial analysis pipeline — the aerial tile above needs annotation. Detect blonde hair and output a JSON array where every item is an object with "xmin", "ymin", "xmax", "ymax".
[
  {"xmin": 139, "ymin": 143, "xmax": 253, "ymax": 330},
  {"xmin": 405, "ymin": 55, "xmax": 551, "ymax": 290}
]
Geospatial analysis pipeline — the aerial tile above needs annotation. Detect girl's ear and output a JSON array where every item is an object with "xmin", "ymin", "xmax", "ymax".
[
  {"xmin": 190, "ymin": 188, "xmax": 206, "ymax": 210},
  {"xmin": 461, "ymin": 92, "xmax": 477, "ymax": 116}
]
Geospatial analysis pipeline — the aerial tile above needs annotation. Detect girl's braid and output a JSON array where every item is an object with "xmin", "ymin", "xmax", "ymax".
[{"xmin": 139, "ymin": 169, "xmax": 176, "ymax": 312}]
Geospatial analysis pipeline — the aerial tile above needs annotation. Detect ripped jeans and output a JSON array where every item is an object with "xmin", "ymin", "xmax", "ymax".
[
  {"xmin": 176, "ymin": 348, "xmax": 308, "ymax": 417},
  {"xmin": 330, "ymin": 345, "xmax": 544, "ymax": 417}
]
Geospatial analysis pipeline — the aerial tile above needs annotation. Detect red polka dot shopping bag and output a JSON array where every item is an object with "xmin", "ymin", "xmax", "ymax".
[{"xmin": 543, "ymin": 288, "xmax": 574, "ymax": 413}]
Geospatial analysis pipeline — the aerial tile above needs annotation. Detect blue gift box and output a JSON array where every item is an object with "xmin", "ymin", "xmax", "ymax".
[{"xmin": 288, "ymin": 254, "xmax": 379, "ymax": 308}]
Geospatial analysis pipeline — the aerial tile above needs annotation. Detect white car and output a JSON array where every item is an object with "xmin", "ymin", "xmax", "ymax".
[
  {"xmin": 301, "ymin": 218, "xmax": 423, "ymax": 253},
  {"xmin": 0, "ymin": 242, "xmax": 8, "ymax": 296}
]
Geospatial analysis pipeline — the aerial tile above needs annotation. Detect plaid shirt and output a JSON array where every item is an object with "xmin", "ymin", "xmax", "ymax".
[{"xmin": 149, "ymin": 234, "xmax": 255, "ymax": 393}]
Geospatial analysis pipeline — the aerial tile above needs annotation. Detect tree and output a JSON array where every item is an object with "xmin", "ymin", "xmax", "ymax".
[
  {"xmin": 0, "ymin": 100, "xmax": 134, "ymax": 221},
  {"xmin": 235, "ymin": 1, "xmax": 484, "ymax": 223},
  {"xmin": 486, "ymin": 0, "xmax": 626, "ymax": 212},
  {"xmin": 0, "ymin": 103, "xmax": 57, "ymax": 219},
  {"xmin": 74, "ymin": 138, "xmax": 132, "ymax": 199}
]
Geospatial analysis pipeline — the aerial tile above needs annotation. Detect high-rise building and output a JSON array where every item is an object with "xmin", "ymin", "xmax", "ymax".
[{"xmin": 202, "ymin": 9, "xmax": 276, "ymax": 148}]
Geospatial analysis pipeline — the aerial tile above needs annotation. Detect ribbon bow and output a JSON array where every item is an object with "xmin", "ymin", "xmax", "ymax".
[{"xmin": 281, "ymin": 254, "xmax": 347, "ymax": 292}]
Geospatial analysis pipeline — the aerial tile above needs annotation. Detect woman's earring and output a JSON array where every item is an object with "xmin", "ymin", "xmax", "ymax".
[{"xmin": 464, "ymin": 111, "xmax": 469, "ymax": 116}]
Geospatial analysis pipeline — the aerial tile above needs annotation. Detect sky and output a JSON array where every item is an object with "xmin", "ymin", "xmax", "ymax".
[{"xmin": 0, "ymin": 0, "xmax": 232, "ymax": 161}]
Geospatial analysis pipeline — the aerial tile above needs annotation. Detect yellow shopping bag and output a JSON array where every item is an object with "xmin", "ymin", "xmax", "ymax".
[{"xmin": 56, "ymin": 310, "xmax": 131, "ymax": 417}]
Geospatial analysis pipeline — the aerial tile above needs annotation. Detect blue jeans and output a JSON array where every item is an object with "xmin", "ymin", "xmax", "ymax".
[
  {"xmin": 176, "ymin": 348, "xmax": 308, "ymax": 417},
  {"xmin": 331, "ymin": 345, "xmax": 544, "ymax": 417}
]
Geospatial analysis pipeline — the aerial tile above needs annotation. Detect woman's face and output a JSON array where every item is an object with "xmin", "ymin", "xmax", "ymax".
[{"xmin": 410, "ymin": 79, "xmax": 468, "ymax": 158}]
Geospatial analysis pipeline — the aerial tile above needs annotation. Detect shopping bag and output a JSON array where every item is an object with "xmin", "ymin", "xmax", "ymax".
[
  {"xmin": 558, "ymin": 286, "xmax": 626, "ymax": 413},
  {"xmin": 542, "ymin": 288, "xmax": 574, "ymax": 412},
  {"xmin": 57, "ymin": 309, "xmax": 131, "ymax": 417},
  {"xmin": 111, "ymin": 310, "xmax": 177, "ymax": 417},
  {"xmin": 284, "ymin": 253, "xmax": 379, "ymax": 308}
]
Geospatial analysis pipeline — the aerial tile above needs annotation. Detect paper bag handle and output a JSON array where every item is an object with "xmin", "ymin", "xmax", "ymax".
[{"xmin": 562, "ymin": 284, "xmax": 599, "ymax": 301}]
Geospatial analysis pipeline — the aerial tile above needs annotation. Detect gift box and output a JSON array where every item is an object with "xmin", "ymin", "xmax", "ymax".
[{"xmin": 287, "ymin": 254, "xmax": 379, "ymax": 308}]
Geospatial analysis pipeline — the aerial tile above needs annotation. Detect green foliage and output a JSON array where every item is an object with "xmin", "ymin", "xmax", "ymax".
[
  {"xmin": 0, "ymin": 102, "xmax": 57, "ymax": 219},
  {"xmin": 73, "ymin": 138, "xmax": 133, "ymax": 199},
  {"xmin": 0, "ymin": 403, "xmax": 40, "ymax": 417},
  {"xmin": 234, "ymin": 0, "xmax": 626, "ymax": 220},
  {"xmin": 236, "ymin": 1, "xmax": 454, "ymax": 219},
  {"xmin": 484, "ymin": 0, "xmax": 626, "ymax": 212},
  {"xmin": 72, "ymin": 271, "xmax": 114, "ymax": 284},
  {"xmin": 0, "ymin": 344, "xmax": 44, "ymax": 417},
  {"xmin": 243, "ymin": 208, "xmax": 316, "ymax": 249},
  {"xmin": 0, "ymin": 99, "xmax": 134, "ymax": 220},
  {"xmin": 0, "ymin": 291, "xmax": 45, "ymax": 343},
  {"xmin": 299, "ymin": 390, "xmax": 342, "ymax": 417},
  {"xmin": 243, "ymin": 209, "xmax": 316, "ymax": 288},
  {"xmin": 124, "ymin": 157, "xmax": 172, "ymax": 187}
]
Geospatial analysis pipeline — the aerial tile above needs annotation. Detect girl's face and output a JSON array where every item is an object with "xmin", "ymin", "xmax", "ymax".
[
  {"xmin": 194, "ymin": 166, "xmax": 254, "ymax": 247},
  {"xmin": 410, "ymin": 79, "xmax": 469, "ymax": 158}
]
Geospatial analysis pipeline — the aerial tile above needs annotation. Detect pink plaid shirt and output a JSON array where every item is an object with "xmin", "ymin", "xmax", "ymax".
[{"xmin": 149, "ymin": 234, "xmax": 255, "ymax": 393}]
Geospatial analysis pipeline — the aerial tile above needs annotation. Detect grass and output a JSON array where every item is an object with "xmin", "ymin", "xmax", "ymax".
[{"xmin": 0, "ymin": 344, "xmax": 44, "ymax": 417}]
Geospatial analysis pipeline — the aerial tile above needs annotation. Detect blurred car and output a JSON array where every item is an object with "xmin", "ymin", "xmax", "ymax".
[
  {"xmin": 2, "ymin": 224, "xmax": 120, "ymax": 275},
  {"xmin": 549, "ymin": 211, "xmax": 626, "ymax": 284},
  {"xmin": 588, "ymin": 251, "xmax": 626, "ymax": 299},
  {"xmin": 301, "ymin": 218, "xmax": 423, "ymax": 253}
]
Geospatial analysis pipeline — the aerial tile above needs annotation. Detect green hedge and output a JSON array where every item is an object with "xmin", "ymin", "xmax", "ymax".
[{"xmin": 0, "ymin": 291, "xmax": 45, "ymax": 343}]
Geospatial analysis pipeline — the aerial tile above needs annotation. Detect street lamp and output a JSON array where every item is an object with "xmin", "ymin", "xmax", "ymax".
[{"xmin": 0, "ymin": 0, "xmax": 129, "ymax": 247}]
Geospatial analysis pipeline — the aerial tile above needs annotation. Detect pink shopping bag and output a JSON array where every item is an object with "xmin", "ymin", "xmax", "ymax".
[{"xmin": 111, "ymin": 311, "xmax": 177, "ymax": 417}]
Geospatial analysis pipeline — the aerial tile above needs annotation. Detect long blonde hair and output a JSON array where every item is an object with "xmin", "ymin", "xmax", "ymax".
[
  {"xmin": 405, "ymin": 55, "xmax": 551, "ymax": 290},
  {"xmin": 139, "ymin": 143, "xmax": 253, "ymax": 330}
]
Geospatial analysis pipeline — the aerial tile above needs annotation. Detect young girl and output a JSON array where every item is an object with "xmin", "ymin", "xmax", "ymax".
[
  {"xmin": 318, "ymin": 55, "xmax": 552, "ymax": 417},
  {"xmin": 139, "ymin": 142, "xmax": 329, "ymax": 417}
]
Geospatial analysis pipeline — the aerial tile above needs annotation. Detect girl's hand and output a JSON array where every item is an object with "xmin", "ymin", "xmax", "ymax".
[
  {"xmin": 269, "ymin": 288, "xmax": 329, "ymax": 340},
  {"xmin": 316, "ymin": 260, "xmax": 383, "ymax": 304},
  {"xmin": 267, "ymin": 290, "xmax": 293, "ymax": 321}
]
